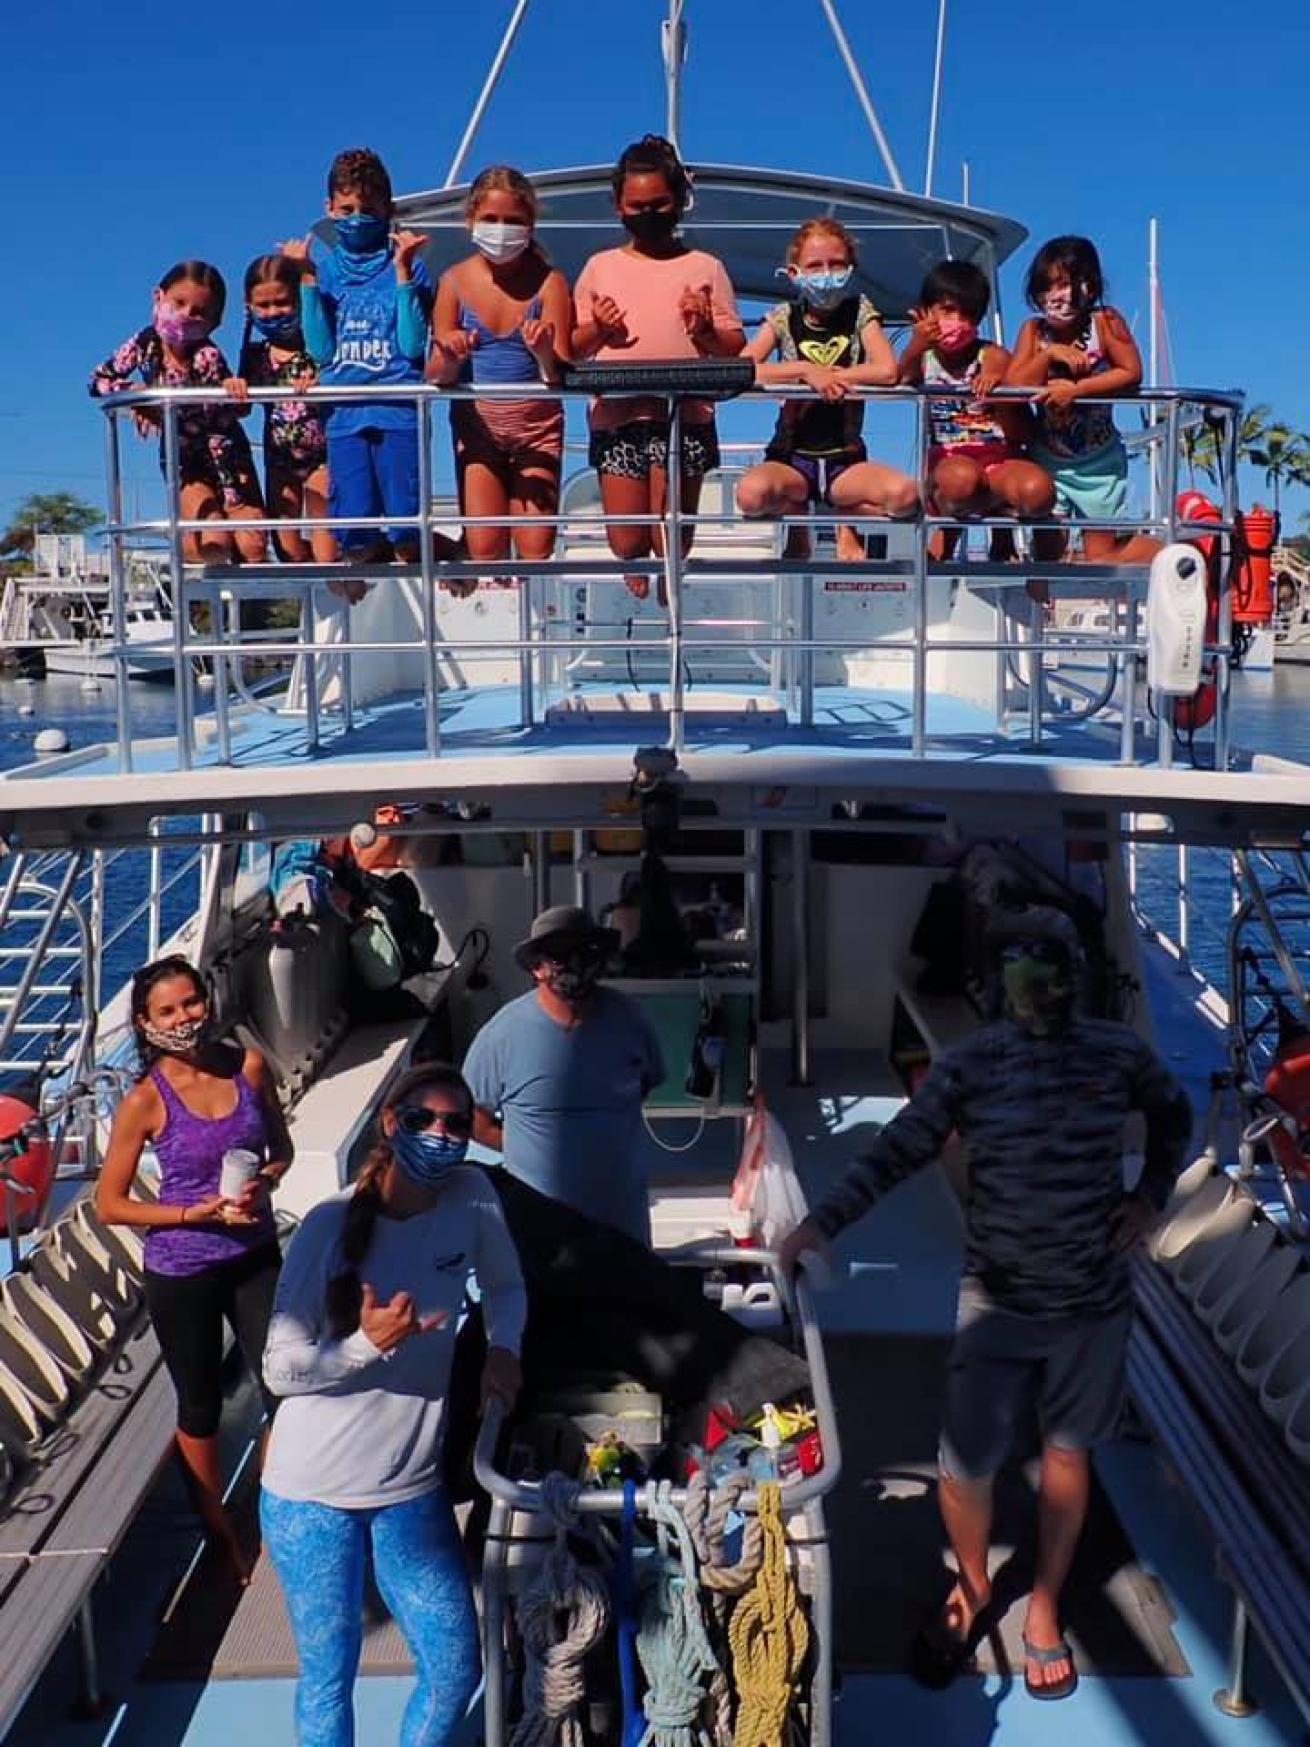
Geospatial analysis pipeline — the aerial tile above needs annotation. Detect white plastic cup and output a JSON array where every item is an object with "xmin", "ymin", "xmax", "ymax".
[{"xmin": 220, "ymin": 1149, "xmax": 262, "ymax": 1202}]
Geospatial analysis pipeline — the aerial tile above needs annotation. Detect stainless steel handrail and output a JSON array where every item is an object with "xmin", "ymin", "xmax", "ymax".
[
  {"xmin": 94, "ymin": 377, "xmax": 1245, "ymax": 773},
  {"xmin": 471, "ymin": 1259, "xmax": 841, "ymax": 1517}
]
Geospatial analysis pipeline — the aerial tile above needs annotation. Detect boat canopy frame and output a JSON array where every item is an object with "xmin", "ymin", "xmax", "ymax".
[{"xmin": 395, "ymin": 161, "xmax": 1027, "ymax": 323}]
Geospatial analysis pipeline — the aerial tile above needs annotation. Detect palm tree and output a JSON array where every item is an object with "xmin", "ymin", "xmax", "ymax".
[
  {"xmin": 1247, "ymin": 425, "xmax": 1310, "ymax": 516},
  {"xmin": 1186, "ymin": 403, "xmax": 1271, "ymax": 486}
]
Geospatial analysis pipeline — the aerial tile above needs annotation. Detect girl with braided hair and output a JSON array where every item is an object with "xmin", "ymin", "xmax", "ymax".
[{"xmin": 261, "ymin": 1062, "xmax": 524, "ymax": 1747}]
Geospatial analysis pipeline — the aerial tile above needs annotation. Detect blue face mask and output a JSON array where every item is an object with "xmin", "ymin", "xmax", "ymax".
[
  {"xmin": 791, "ymin": 266, "xmax": 854, "ymax": 310},
  {"xmin": 390, "ymin": 1123, "xmax": 468, "ymax": 1188},
  {"xmin": 252, "ymin": 311, "xmax": 301, "ymax": 342},
  {"xmin": 334, "ymin": 212, "xmax": 390, "ymax": 255}
]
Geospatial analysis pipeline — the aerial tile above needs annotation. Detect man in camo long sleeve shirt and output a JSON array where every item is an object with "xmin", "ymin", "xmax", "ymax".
[{"xmin": 781, "ymin": 907, "xmax": 1192, "ymax": 1700}]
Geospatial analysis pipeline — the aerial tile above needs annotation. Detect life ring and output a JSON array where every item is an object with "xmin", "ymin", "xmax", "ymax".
[
  {"xmin": 0, "ymin": 1097, "xmax": 53, "ymax": 1235},
  {"xmin": 1264, "ymin": 1030, "xmax": 1310, "ymax": 1179}
]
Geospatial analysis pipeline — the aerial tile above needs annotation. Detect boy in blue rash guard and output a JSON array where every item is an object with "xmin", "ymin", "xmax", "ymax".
[{"xmin": 283, "ymin": 148, "xmax": 434, "ymax": 570}]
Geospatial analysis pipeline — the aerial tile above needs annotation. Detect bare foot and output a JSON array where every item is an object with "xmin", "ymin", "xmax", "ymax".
[
  {"xmin": 836, "ymin": 524, "xmax": 866, "ymax": 563},
  {"xmin": 939, "ymin": 1576, "xmax": 991, "ymax": 1646},
  {"xmin": 625, "ymin": 572, "xmax": 649, "ymax": 600}
]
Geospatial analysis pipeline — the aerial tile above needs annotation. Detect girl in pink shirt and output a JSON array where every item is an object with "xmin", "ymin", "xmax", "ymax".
[{"xmin": 572, "ymin": 135, "xmax": 745, "ymax": 602}]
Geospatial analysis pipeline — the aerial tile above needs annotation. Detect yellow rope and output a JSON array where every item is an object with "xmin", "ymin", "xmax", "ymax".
[{"xmin": 727, "ymin": 1482, "xmax": 809, "ymax": 1747}]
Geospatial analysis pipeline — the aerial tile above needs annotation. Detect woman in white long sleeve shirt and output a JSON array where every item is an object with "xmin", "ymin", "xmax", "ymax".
[{"xmin": 261, "ymin": 1062, "xmax": 525, "ymax": 1747}]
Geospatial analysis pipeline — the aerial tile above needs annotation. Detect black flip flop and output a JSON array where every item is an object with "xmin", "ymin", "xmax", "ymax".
[{"xmin": 1023, "ymin": 1634, "xmax": 1079, "ymax": 1701}]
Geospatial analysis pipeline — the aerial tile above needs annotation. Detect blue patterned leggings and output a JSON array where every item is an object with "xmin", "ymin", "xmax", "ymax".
[{"xmin": 261, "ymin": 1486, "xmax": 481, "ymax": 1747}]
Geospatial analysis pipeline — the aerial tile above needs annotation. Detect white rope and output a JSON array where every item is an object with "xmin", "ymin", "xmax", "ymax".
[
  {"xmin": 510, "ymin": 1473, "xmax": 611, "ymax": 1747},
  {"xmin": 636, "ymin": 1479, "xmax": 722, "ymax": 1747}
]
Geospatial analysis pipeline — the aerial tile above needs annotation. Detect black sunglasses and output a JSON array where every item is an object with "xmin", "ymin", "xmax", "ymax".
[{"xmin": 394, "ymin": 1105, "xmax": 473, "ymax": 1139}]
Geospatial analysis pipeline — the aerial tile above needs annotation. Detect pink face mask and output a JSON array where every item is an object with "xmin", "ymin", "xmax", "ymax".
[
  {"xmin": 153, "ymin": 295, "xmax": 214, "ymax": 351},
  {"xmin": 936, "ymin": 317, "xmax": 978, "ymax": 352}
]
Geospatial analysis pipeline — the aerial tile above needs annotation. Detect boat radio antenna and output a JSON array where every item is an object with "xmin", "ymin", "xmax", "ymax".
[
  {"xmin": 815, "ymin": 0, "xmax": 906, "ymax": 190},
  {"xmin": 662, "ymin": 0, "xmax": 689, "ymax": 153}
]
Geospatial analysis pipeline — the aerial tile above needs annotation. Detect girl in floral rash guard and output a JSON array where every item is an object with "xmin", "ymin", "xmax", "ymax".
[{"xmin": 90, "ymin": 259, "xmax": 266, "ymax": 564}]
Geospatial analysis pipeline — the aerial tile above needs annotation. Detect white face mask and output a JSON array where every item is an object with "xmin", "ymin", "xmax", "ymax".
[{"xmin": 471, "ymin": 220, "xmax": 531, "ymax": 265}]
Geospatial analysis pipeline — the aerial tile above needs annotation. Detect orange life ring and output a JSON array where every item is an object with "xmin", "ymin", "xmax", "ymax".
[
  {"xmin": 0, "ymin": 1097, "xmax": 53, "ymax": 1235},
  {"xmin": 1264, "ymin": 1032, "xmax": 1310, "ymax": 1179}
]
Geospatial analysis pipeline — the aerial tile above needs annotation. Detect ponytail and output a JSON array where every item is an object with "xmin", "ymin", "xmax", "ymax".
[
  {"xmin": 325, "ymin": 1145, "xmax": 388, "ymax": 1337},
  {"xmin": 611, "ymin": 133, "xmax": 693, "ymax": 214},
  {"xmin": 323, "ymin": 1058, "xmax": 474, "ymax": 1338}
]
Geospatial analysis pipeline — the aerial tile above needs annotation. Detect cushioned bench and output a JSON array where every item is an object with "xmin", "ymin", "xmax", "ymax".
[{"xmin": 1129, "ymin": 1253, "xmax": 1310, "ymax": 1725}]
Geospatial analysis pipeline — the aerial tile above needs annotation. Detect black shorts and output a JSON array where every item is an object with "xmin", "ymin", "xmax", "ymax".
[
  {"xmin": 588, "ymin": 419, "xmax": 720, "ymax": 480},
  {"xmin": 144, "ymin": 1242, "xmax": 282, "ymax": 1438}
]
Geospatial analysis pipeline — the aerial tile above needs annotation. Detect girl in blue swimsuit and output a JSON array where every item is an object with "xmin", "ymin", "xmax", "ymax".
[{"xmin": 429, "ymin": 166, "xmax": 571, "ymax": 578}]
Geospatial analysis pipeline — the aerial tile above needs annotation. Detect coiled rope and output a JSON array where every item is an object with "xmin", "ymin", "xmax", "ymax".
[
  {"xmin": 727, "ymin": 1482, "xmax": 808, "ymax": 1747},
  {"xmin": 510, "ymin": 1473, "xmax": 611, "ymax": 1747},
  {"xmin": 636, "ymin": 1479, "xmax": 722, "ymax": 1747},
  {"xmin": 684, "ymin": 1465, "xmax": 767, "ymax": 1744},
  {"xmin": 683, "ymin": 1468, "xmax": 764, "ymax": 1596}
]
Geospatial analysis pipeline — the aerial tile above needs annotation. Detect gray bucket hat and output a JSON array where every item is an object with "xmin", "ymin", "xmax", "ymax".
[{"xmin": 513, "ymin": 905, "xmax": 619, "ymax": 972}]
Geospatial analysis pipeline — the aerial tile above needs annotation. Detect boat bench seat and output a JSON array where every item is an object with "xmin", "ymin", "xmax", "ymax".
[
  {"xmin": 0, "ymin": 1312, "xmax": 172, "ymax": 1735},
  {"xmin": 1129, "ymin": 1254, "xmax": 1310, "ymax": 1721},
  {"xmin": 892, "ymin": 967, "xmax": 978, "ymax": 1059}
]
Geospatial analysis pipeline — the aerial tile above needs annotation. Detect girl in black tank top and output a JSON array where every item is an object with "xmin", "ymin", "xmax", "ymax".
[{"xmin": 737, "ymin": 218, "xmax": 918, "ymax": 559}]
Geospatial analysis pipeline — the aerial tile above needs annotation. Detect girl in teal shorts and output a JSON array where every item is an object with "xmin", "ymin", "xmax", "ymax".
[{"xmin": 1005, "ymin": 236, "xmax": 1159, "ymax": 566}]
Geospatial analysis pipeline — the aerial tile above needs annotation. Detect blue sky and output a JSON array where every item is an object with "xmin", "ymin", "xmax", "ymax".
[{"xmin": 2, "ymin": 0, "xmax": 1305, "ymax": 529}]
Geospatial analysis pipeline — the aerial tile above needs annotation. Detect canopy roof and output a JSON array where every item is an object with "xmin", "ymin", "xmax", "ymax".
[{"xmin": 394, "ymin": 162, "xmax": 1027, "ymax": 320}]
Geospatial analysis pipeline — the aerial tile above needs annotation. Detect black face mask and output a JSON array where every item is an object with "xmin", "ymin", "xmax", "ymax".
[
  {"xmin": 622, "ymin": 208, "xmax": 678, "ymax": 246},
  {"xmin": 541, "ymin": 951, "xmax": 605, "ymax": 1003}
]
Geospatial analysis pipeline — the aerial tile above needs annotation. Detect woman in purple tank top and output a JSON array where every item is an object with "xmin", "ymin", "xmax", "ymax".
[{"xmin": 96, "ymin": 955, "xmax": 293, "ymax": 1581}]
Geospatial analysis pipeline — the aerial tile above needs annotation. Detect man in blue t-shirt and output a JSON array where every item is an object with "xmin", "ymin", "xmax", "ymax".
[
  {"xmin": 464, "ymin": 905, "xmax": 667, "ymax": 1244},
  {"xmin": 289, "ymin": 147, "xmax": 434, "ymax": 566}
]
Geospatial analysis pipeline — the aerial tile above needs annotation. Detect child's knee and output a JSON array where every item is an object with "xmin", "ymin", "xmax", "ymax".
[
  {"xmin": 608, "ymin": 526, "xmax": 651, "ymax": 563},
  {"xmin": 515, "ymin": 529, "xmax": 556, "ymax": 563},
  {"xmin": 737, "ymin": 474, "xmax": 774, "ymax": 517},
  {"xmin": 932, "ymin": 458, "xmax": 981, "ymax": 507},
  {"xmin": 884, "ymin": 474, "xmax": 921, "ymax": 517},
  {"xmin": 236, "ymin": 528, "xmax": 268, "ymax": 563},
  {"xmin": 1014, "ymin": 470, "xmax": 1056, "ymax": 517},
  {"xmin": 465, "ymin": 527, "xmax": 513, "ymax": 564}
]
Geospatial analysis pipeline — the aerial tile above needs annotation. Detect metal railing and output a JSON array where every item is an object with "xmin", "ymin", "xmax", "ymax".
[
  {"xmin": 0, "ymin": 829, "xmax": 207, "ymax": 1198},
  {"xmin": 94, "ymin": 378, "xmax": 1244, "ymax": 774}
]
